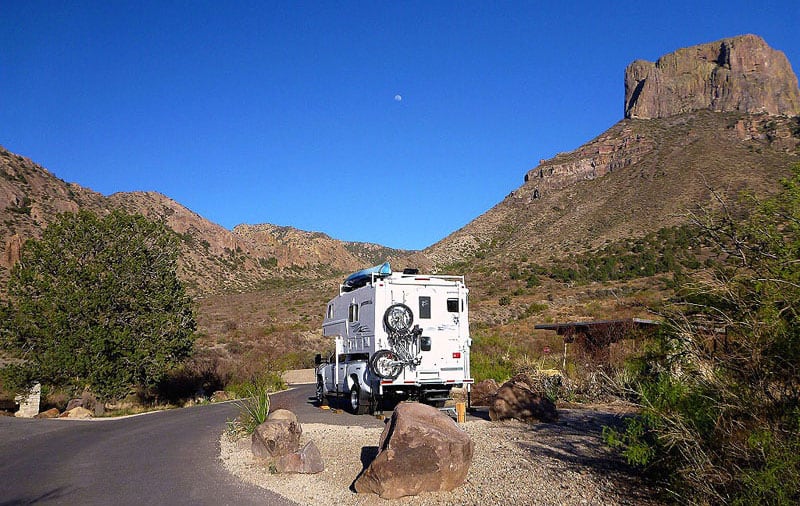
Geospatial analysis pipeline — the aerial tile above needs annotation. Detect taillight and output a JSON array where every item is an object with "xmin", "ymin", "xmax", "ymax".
[{"xmin": 452, "ymin": 352, "xmax": 461, "ymax": 359}]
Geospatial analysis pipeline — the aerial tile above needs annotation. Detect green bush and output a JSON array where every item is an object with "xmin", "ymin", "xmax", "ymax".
[
  {"xmin": 604, "ymin": 165, "xmax": 800, "ymax": 504},
  {"xmin": 0, "ymin": 210, "xmax": 195, "ymax": 401}
]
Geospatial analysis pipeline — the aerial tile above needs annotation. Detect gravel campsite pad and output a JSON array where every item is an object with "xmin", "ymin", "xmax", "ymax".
[{"xmin": 219, "ymin": 407, "xmax": 665, "ymax": 505}]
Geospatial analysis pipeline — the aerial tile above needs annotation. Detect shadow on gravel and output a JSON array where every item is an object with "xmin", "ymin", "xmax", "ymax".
[
  {"xmin": 349, "ymin": 446, "xmax": 380, "ymax": 492},
  {"xmin": 0, "ymin": 486, "xmax": 74, "ymax": 505},
  {"xmin": 518, "ymin": 409, "xmax": 667, "ymax": 504}
]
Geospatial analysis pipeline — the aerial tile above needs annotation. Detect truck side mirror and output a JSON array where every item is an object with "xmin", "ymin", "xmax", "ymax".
[{"xmin": 314, "ymin": 353, "xmax": 322, "ymax": 366}]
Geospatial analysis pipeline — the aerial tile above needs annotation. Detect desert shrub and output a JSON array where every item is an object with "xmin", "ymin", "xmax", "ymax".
[
  {"xmin": 604, "ymin": 165, "xmax": 800, "ymax": 504},
  {"xmin": 229, "ymin": 381, "xmax": 271, "ymax": 435},
  {"xmin": 152, "ymin": 353, "xmax": 232, "ymax": 404},
  {"xmin": 526, "ymin": 223, "xmax": 705, "ymax": 285},
  {"xmin": 470, "ymin": 352, "xmax": 514, "ymax": 383},
  {"xmin": 470, "ymin": 330, "xmax": 518, "ymax": 382},
  {"xmin": 520, "ymin": 302, "xmax": 548, "ymax": 319}
]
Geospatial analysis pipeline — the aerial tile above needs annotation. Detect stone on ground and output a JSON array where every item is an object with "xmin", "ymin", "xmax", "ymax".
[
  {"xmin": 211, "ymin": 391, "xmax": 231, "ymax": 402},
  {"xmin": 251, "ymin": 410, "xmax": 303, "ymax": 459},
  {"xmin": 34, "ymin": 407, "xmax": 60, "ymax": 418},
  {"xmin": 354, "ymin": 402, "xmax": 473, "ymax": 499},
  {"xmin": 470, "ymin": 379, "xmax": 499, "ymax": 406},
  {"xmin": 59, "ymin": 406, "xmax": 93, "ymax": 419},
  {"xmin": 275, "ymin": 441, "xmax": 325, "ymax": 474},
  {"xmin": 489, "ymin": 373, "xmax": 558, "ymax": 423}
]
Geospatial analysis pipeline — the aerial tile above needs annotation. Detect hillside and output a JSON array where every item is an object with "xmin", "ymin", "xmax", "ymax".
[
  {"xmin": 0, "ymin": 151, "xmax": 410, "ymax": 295},
  {"xmin": 3, "ymin": 34, "xmax": 800, "ymax": 379},
  {"xmin": 424, "ymin": 110, "xmax": 800, "ymax": 268},
  {"xmin": 425, "ymin": 35, "xmax": 800, "ymax": 270}
]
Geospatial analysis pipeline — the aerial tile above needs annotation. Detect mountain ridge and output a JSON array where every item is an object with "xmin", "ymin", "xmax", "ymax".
[
  {"xmin": 2, "ymin": 34, "xmax": 800, "ymax": 302},
  {"xmin": 0, "ymin": 151, "xmax": 411, "ymax": 295}
]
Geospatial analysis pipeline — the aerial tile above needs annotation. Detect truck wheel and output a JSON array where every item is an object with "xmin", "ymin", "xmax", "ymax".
[
  {"xmin": 370, "ymin": 349, "xmax": 402, "ymax": 379},
  {"xmin": 349, "ymin": 383, "xmax": 369, "ymax": 415},
  {"xmin": 384, "ymin": 303, "xmax": 413, "ymax": 333}
]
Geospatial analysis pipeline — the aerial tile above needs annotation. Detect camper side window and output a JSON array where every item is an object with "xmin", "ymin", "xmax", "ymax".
[
  {"xmin": 447, "ymin": 298, "xmax": 460, "ymax": 313},
  {"xmin": 348, "ymin": 303, "xmax": 359, "ymax": 322},
  {"xmin": 419, "ymin": 296, "xmax": 431, "ymax": 319}
]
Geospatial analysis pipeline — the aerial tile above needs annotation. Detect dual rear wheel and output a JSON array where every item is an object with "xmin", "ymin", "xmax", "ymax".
[{"xmin": 349, "ymin": 382, "xmax": 370, "ymax": 415}]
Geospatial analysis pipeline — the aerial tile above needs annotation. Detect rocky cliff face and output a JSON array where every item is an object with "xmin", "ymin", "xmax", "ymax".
[
  {"xmin": 426, "ymin": 34, "xmax": 800, "ymax": 269},
  {"xmin": 1, "ymin": 149, "xmax": 107, "ymax": 271},
  {"xmin": 625, "ymin": 34, "xmax": 800, "ymax": 119}
]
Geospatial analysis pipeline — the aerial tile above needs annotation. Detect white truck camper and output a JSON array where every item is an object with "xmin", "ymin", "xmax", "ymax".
[{"xmin": 314, "ymin": 263, "xmax": 473, "ymax": 414}]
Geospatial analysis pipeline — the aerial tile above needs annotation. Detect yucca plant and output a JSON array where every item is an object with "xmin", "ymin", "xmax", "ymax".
[{"xmin": 233, "ymin": 382, "xmax": 271, "ymax": 434}]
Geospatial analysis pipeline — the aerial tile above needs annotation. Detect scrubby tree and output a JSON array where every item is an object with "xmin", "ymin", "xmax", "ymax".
[
  {"xmin": 604, "ymin": 164, "xmax": 800, "ymax": 504},
  {"xmin": 0, "ymin": 210, "xmax": 196, "ymax": 401}
]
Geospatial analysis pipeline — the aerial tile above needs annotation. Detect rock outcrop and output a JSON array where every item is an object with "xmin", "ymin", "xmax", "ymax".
[
  {"xmin": 354, "ymin": 402, "xmax": 473, "ymax": 499},
  {"xmin": 625, "ymin": 34, "xmax": 800, "ymax": 119},
  {"xmin": 250, "ymin": 409, "xmax": 324, "ymax": 474},
  {"xmin": 4, "ymin": 233, "xmax": 22, "ymax": 268}
]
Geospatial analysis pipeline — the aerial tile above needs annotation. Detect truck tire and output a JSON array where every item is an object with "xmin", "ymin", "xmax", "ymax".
[
  {"xmin": 349, "ymin": 383, "xmax": 369, "ymax": 415},
  {"xmin": 315, "ymin": 378, "xmax": 327, "ymax": 406},
  {"xmin": 370, "ymin": 349, "xmax": 403, "ymax": 379},
  {"xmin": 383, "ymin": 303, "xmax": 413, "ymax": 333}
]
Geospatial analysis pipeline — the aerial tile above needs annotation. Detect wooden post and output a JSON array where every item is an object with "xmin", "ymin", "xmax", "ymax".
[{"xmin": 455, "ymin": 402, "xmax": 466, "ymax": 423}]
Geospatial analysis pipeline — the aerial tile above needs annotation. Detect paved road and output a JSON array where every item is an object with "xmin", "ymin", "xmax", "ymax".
[
  {"xmin": 0, "ymin": 391, "xmax": 308, "ymax": 505},
  {"xmin": 0, "ymin": 383, "xmax": 478, "ymax": 505}
]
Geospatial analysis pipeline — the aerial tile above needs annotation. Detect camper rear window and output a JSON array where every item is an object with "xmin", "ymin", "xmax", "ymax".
[
  {"xmin": 419, "ymin": 296, "xmax": 431, "ymax": 319},
  {"xmin": 447, "ymin": 298, "xmax": 460, "ymax": 312}
]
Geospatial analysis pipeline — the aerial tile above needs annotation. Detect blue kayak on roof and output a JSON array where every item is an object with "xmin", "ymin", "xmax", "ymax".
[{"xmin": 343, "ymin": 262, "xmax": 391, "ymax": 291}]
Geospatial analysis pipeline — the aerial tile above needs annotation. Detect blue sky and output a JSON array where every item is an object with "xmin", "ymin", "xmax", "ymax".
[{"xmin": 2, "ymin": 1, "xmax": 798, "ymax": 250}]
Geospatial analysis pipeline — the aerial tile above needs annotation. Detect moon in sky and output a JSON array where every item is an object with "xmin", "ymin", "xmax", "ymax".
[{"xmin": 394, "ymin": 94, "xmax": 402, "ymax": 102}]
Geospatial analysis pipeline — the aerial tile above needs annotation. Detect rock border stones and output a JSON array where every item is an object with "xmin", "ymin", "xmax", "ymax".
[{"xmin": 250, "ymin": 409, "xmax": 324, "ymax": 474}]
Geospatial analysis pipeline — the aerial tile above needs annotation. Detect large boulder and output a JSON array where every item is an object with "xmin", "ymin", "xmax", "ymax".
[
  {"xmin": 251, "ymin": 410, "xmax": 302, "ymax": 460},
  {"xmin": 266, "ymin": 409, "xmax": 297, "ymax": 423},
  {"xmin": 14, "ymin": 383, "xmax": 41, "ymax": 418},
  {"xmin": 354, "ymin": 402, "xmax": 473, "ymax": 499},
  {"xmin": 489, "ymin": 373, "xmax": 558, "ymax": 423},
  {"xmin": 470, "ymin": 379, "xmax": 499, "ymax": 406},
  {"xmin": 65, "ymin": 392, "xmax": 104, "ymax": 417},
  {"xmin": 275, "ymin": 441, "xmax": 325, "ymax": 474}
]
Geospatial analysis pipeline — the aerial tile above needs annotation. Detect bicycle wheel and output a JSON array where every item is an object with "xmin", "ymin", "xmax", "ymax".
[{"xmin": 370, "ymin": 349, "xmax": 403, "ymax": 379}]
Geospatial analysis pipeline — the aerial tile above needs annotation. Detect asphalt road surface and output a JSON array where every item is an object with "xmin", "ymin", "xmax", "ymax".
[
  {"xmin": 0, "ymin": 385, "xmax": 343, "ymax": 506},
  {"xmin": 0, "ymin": 383, "xmax": 477, "ymax": 505}
]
